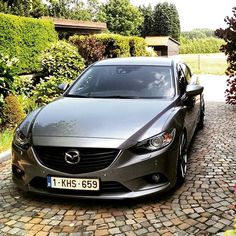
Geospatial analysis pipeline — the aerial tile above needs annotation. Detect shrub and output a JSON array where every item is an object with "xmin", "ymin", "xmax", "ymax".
[
  {"xmin": 96, "ymin": 34, "xmax": 131, "ymax": 58},
  {"xmin": 0, "ymin": 13, "xmax": 57, "ymax": 74},
  {"xmin": 41, "ymin": 41, "xmax": 85, "ymax": 80},
  {"xmin": 12, "ymin": 75, "xmax": 35, "ymax": 98},
  {"xmin": 215, "ymin": 7, "xmax": 236, "ymax": 105},
  {"xmin": 180, "ymin": 37, "xmax": 224, "ymax": 54},
  {"xmin": 34, "ymin": 76, "xmax": 71, "ymax": 106},
  {"xmin": 2, "ymin": 94, "xmax": 26, "ymax": 128},
  {"xmin": 0, "ymin": 53, "xmax": 18, "ymax": 97},
  {"xmin": 69, "ymin": 35, "xmax": 106, "ymax": 66},
  {"xmin": 129, "ymin": 36, "xmax": 149, "ymax": 56}
]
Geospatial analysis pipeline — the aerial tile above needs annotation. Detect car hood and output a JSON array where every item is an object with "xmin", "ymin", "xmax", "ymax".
[{"xmin": 32, "ymin": 97, "xmax": 174, "ymax": 141}]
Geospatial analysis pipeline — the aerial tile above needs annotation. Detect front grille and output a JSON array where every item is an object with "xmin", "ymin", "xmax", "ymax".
[
  {"xmin": 30, "ymin": 177, "xmax": 131, "ymax": 195},
  {"xmin": 33, "ymin": 146, "xmax": 120, "ymax": 174}
]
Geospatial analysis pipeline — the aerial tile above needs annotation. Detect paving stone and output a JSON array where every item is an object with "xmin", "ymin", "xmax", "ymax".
[{"xmin": 0, "ymin": 102, "xmax": 235, "ymax": 235}]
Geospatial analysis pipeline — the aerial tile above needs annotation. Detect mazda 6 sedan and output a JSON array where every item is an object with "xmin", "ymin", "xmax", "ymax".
[{"xmin": 12, "ymin": 57, "xmax": 204, "ymax": 199}]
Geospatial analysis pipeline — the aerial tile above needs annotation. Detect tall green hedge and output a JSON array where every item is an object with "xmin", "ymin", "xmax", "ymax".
[
  {"xmin": 70, "ymin": 34, "xmax": 150, "ymax": 66},
  {"xmin": 96, "ymin": 34, "xmax": 131, "ymax": 58},
  {"xmin": 0, "ymin": 13, "xmax": 57, "ymax": 74}
]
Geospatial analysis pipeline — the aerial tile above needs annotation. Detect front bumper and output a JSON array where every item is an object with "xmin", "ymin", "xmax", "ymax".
[{"xmin": 12, "ymin": 139, "xmax": 179, "ymax": 199}]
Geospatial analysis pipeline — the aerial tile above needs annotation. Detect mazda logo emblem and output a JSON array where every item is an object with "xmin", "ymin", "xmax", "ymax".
[{"xmin": 65, "ymin": 150, "xmax": 80, "ymax": 164}]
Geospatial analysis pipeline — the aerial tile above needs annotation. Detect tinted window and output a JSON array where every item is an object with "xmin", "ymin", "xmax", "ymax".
[{"xmin": 67, "ymin": 65, "xmax": 175, "ymax": 98}]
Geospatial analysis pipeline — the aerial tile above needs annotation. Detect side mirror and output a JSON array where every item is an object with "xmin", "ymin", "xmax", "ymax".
[
  {"xmin": 186, "ymin": 85, "xmax": 203, "ymax": 97},
  {"xmin": 58, "ymin": 83, "xmax": 70, "ymax": 91}
]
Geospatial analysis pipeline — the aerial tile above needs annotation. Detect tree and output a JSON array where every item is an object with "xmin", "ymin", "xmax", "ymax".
[
  {"xmin": 0, "ymin": 0, "xmax": 47, "ymax": 17},
  {"xmin": 46, "ymin": 0, "xmax": 103, "ymax": 21},
  {"xmin": 139, "ymin": 4, "xmax": 153, "ymax": 36},
  {"xmin": 152, "ymin": 2, "xmax": 180, "ymax": 41},
  {"xmin": 102, "ymin": 0, "xmax": 143, "ymax": 36},
  {"xmin": 215, "ymin": 7, "xmax": 236, "ymax": 105}
]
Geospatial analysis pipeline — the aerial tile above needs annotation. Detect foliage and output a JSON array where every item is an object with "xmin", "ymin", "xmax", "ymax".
[
  {"xmin": 46, "ymin": 0, "xmax": 103, "ymax": 21},
  {"xmin": 145, "ymin": 47, "xmax": 157, "ymax": 57},
  {"xmin": 139, "ymin": 2, "xmax": 180, "ymax": 41},
  {"xmin": 69, "ymin": 35, "xmax": 106, "ymax": 66},
  {"xmin": 215, "ymin": 7, "xmax": 236, "ymax": 105},
  {"xmin": 12, "ymin": 75, "xmax": 37, "ymax": 113},
  {"xmin": 96, "ymin": 34, "xmax": 130, "ymax": 57},
  {"xmin": 152, "ymin": 2, "xmax": 180, "ymax": 41},
  {"xmin": 34, "ymin": 76, "xmax": 71, "ymax": 106},
  {"xmin": 70, "ymin": 34, "xmax": 151, "ymax": 65},
  {"xmin": 182, "ymin": 28, "xmax": 215, "ymax": 40},
  {"xmin": 2, "ymin": 94, "xmax": 26, "ymax": 128},
  {"xmin": 0, "ymin": 129, "xmax": 14, "ymax": 153},
  {"xmin": 0, "ymin": 13, "xmax": 57, "ymax": 74},
  {"xmin": 129, "ymin": 37, "xmax": 149, "ymax": 56},
  {"xmin": 180, "ymin": 37, "xmax": 224, "ymax": 54},
  {"xmin": 0, "ymin": 0, "xmax": 47, "ymax": 18},
  {"xmin": 40, "ymin": 41, "xmax": 85, "ymax": 80},
  {"xmin": 0, "ymin": 53, "xmax": 18, "ymax": 97},
  {"xmin": 139, "ymin": 4, "xmax": 153, "ymax": 37},
  {"xmin": 101, "ymin": 0, "xmax": 143, "ymax": 36}
]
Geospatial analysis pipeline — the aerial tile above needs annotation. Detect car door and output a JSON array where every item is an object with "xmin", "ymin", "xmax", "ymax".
[{"xmin": 177, "ymin": 63, "xmax": 199, "ymax": 142}]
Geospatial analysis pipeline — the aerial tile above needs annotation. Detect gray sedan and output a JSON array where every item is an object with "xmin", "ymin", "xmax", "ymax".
[{"xmin": 12, "ymin": 57, "xmax": 204, "ymax": 199}]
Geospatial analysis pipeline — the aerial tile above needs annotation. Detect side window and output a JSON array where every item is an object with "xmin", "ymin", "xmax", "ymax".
[{"xmin": 177, "ymin": 64, "xmax": 188, "ymax": 95}]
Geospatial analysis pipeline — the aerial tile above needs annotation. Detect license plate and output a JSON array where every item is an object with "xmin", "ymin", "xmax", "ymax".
[{"xmin": 47, "ymin": 176, "xmax": 100, "ymax": 191}]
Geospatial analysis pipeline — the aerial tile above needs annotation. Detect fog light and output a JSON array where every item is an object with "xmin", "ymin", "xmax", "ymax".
[
  {"xmin": 12, "ymin": 165, "xmax": 25, "ymax": 178},
  {"xmin": 152, "ymin": 174, "xmax": 160, "ymax": 183}
]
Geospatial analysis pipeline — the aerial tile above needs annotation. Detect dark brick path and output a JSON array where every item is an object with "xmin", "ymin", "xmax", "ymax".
[{"xmin": 0, "ymin": 102, "xmax": 235, "ymax": 236}]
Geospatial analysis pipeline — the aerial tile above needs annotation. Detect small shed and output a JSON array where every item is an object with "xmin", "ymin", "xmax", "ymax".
[
  {"xmin": 43, "ymin": 17, "xmax": 107, "ymax": 37},
  {"xmin": 145, "ymin": 36, "xmax": 180, "ymax": 56}
]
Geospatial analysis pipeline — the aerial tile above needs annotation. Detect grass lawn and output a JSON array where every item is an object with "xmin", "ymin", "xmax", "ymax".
[
  {"xmin": 0, "ymin": 129, "xmax": 14, "ymax": 153},
  {"xmin": 173, "ymin": 53, "xmax": 228, "ymax": 75}
]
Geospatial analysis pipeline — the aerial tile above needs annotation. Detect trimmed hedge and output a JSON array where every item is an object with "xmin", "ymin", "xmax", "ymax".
[
  {"xmin": 70, "ymin": 34, "xmax": 150, "ymax": 65},
  {"xmin": 129, "ymin": 36, "xmax": 149, "ymax": 56},
  {"xmin": 96, "ymin": 34, "xmax": 131, "ymax": 58},
  {"xmin": 0, "ymin": 13, "xmax": 57, "ymax": 74},
  {"xmin": 180, "ymin": 37, "xmax": 224, "ymax": 54}
]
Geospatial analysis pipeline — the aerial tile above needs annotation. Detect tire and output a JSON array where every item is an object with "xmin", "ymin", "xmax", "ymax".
[{"xmin": 176, "ymin": 132, "xmax": 188, "ymax": 185}]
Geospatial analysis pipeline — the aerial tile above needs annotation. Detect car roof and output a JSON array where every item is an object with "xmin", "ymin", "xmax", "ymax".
[{"xmin": 94, "ymin": 57, "xmax": 176, "ymax": 66}]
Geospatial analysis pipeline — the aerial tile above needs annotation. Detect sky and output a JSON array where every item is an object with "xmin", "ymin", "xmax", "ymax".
[{"xmin": 129, "ymin": 0, "xmax": 235, "ymax": 31}]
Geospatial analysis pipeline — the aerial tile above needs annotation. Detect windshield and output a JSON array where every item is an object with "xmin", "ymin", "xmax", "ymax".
[{"xmin": 67, "ymin": 65, "xmax": 175, "ymax": 99}]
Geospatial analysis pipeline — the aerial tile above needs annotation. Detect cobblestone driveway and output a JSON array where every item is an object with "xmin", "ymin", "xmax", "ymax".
[{"xmin": 0, "ymin": 102, "xmax": 235, "ymax": 236}]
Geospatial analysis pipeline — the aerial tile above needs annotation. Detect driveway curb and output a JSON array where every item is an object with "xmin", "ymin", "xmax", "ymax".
[{"xmin": 0, "ymin": 150, "xmax": 11, "ymax": 163}]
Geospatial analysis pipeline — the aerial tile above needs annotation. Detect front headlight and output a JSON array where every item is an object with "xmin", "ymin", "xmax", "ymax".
[
  {"xmin": 134, "ymin": 129, "xmax": 176, "ymax": 153},
  {"xmin": 13, "ymin": 128, "xmax": 29, "ymax": 149}
]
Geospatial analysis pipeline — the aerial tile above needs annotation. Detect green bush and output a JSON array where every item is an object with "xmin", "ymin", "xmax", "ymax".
[
  {"xmin": 0, "ymin": 13, "xmax": 57, "ymax": 74},
  {"xmin": 129, "ymin": 36, "xmax": 149, "ymax": 56},
  {"xmin": 180, "ymin": 36, "xmax": 224, "ymax": 54},
  {"xmin": 34, "ymin": 76, "xmax": 71, "ymax": 106},
  {"xmin": 70, "ymin": 34, "xmax": 152, "ymax": 66},
  {"xmin": 12, "ymin": 75, "xmax": 37, "ymax": 113},
  {"xmin": 0, "ymin": 53, "xmax": 18, "ymax": 97},
  {"xmin": 96, "ymin": 33, "xmax": 131, "ymax": 58},
  {"xmin": 69, "ymin": 35, "xmax": 106, "ymax": 66},
  {"xmin": 2, "ymin": 93, "xmax": 26, "ymax": 128},
  {"xmin": 41, "ymin": 41, "xmax": 85, "ymax": 80}
]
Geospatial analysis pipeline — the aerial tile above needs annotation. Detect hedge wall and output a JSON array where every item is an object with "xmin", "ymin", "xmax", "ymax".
[
  {"xmin": 70, "ymin": 34, "xmax": 149, "ymax": 66},
  {"xmin": 0, "ymin": 13, "xmax": 57, "ymax": 74},
  {"xmin": 180, "ymin": 36, "xmax": 224, "ymax": 54}
]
